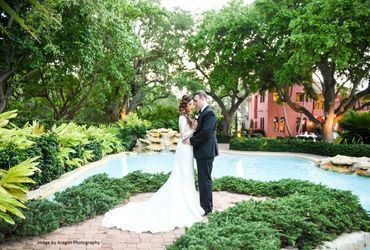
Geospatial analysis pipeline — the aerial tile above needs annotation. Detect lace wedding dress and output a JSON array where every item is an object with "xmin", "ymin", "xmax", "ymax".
[{"xmin": 102, "ymin": 115, "xmax": 204, "ymax": 233}]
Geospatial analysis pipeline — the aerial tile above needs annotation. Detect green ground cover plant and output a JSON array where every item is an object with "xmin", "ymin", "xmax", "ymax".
[{"xmin": 0, "ymin": 172, "xmax": 368, "ymax": 250}]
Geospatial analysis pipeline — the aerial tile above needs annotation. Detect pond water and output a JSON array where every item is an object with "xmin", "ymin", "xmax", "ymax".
[{"xmin": 54, "ymin": 152, "xmax": 370, "ymax": 212}]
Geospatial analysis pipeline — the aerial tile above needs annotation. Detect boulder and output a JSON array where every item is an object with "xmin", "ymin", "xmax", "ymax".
[
  {"xmin": 321, "ymin": 162, "xmax": 354, "ymax": 173},
  {"xmin": 355, "ymin": 169, "xmax": 370, "ymax": 177},
  {"xmin": 353, "ymin": 157, "xmax": 370, "ymax": 170},
  {"xmin": 330, "ymin": 155, "xmax": 356, "ymax": 166}
]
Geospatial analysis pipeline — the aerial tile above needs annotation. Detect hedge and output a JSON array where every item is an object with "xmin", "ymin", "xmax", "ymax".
[{"xmin": 230, "ymin": 137, "xmax": 370, "ymax": 157}]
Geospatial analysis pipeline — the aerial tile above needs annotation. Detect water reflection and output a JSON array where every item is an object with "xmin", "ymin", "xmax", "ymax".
[
  {"xmin": 122, "ymin": 154, "xmax": 127, "ymax": 176},
  {"xmin": 235, "ymin": 160, "xmax": 244, "ymax": 178}
]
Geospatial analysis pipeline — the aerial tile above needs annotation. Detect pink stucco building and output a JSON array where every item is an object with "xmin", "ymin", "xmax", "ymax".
[{"xmin": 247, "ymin": 86, "xmax": 341, "ymax": 137}]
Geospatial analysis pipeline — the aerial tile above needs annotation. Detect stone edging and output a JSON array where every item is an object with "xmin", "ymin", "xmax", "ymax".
[
  {"xmin": 315, "ymin": 231, "xmax": 370, "ymax": 250},
  {"xmin": 27, "ymin": 151, "xmax": 136, "ymax": 199}
]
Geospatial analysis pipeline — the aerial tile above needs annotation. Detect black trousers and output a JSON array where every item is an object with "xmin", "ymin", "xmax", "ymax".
[{"xmin": 196, "ymin": 157, "xmax": 214, "ymax": 213}]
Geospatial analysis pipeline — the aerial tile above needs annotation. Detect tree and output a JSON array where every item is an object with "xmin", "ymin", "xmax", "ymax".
[
  {"xmin": 21, "ymin": 0, "xmax": 138, "ymax": 120},
  {"xmin": 117, "ymin": 1, "xmax": 194, "ymax": 120},
  {"xmin": 183, "ymin": 1, "xmax": 260, "ymax": 134},
  {"xmin": 254, "ymin": 0, "xmax": 370, "ymax": 142},
  {"xmin": 0, "ymin": 0, "xmax": 59, "ymax": 113}
]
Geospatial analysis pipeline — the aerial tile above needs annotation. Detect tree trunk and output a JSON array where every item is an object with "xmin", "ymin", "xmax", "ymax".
[
  {"xmin": 282, "ymin": 103, "xmax": 292, "ymax": 136},
  {"xmin": 120, "ymin": 96, "xmax": 129, "ymax": 120},
  {"xmin": 321, "ymin": 112, "xmax": 335, "ymax": 142},
  {"xmin": 0, "ymin": 70, "xmax": 15, "ymax": 113},
  {"xmin": 221, "ymin": 112, "xmax": 232, "ymax": 135},
  {"xmin": 318, "ymin": 59, "xmax": 336, "ymax": 142},
  {"xmin": 0, "ymin": 85, "xmax": 6, "ymax": 113}
]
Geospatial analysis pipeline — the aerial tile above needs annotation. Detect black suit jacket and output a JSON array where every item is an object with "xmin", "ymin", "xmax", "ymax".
[{"xmin": 190, "ymin": 106, "xmax": 219, "ymax": 160}]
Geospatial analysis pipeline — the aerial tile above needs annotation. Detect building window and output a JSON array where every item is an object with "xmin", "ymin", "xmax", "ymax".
[
  {"xmin": 273, "ymin": 117, "xmax": 279, "ymax": 132},
  {"xmin": 314, "ymin": 97, "xmax": 324, "ymax": 110},
  {"xmin": 273, "ymin": 92, "xmax": 279, "ymax": 102},
  {"xmin": 260, "ymin": 94, "xmax": 265, "ymax": 103},
  {"xmin": 254, "ymin": 96, "xmax": 258, "ymax": 119},
  {"xmin": 295, "ymin": 93, "xmax": 309, "ymax": 103},
  {"xmin": 260, "ymin": 117, "xmax": 265, "ymax": 130},
  {"xmin": 279, "ymin": 117, "xmax": 286, "ymax": 132}
]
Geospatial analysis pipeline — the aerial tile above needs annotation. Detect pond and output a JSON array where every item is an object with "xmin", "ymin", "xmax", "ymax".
[{"xmin": 53, "ymin": 152, "xmax": 370, "ymax": 212}]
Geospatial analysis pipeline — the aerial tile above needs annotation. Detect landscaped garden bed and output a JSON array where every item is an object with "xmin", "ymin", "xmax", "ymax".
[{"xmin": 1, "ymin": 172, "xmax": 369, "ymax": 250}]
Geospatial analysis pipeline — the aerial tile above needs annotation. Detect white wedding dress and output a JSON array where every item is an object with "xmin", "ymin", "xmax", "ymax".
[{"xmin": 102, "ymin": 116, "xmax": 204, "ymax": 233}]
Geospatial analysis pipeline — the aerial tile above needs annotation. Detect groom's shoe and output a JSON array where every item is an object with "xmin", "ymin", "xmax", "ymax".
[{"xmin": 203, "ymin": 210, "xmax": 212, "ymax": 216}]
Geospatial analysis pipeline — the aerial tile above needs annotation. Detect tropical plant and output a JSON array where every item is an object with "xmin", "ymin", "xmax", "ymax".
[
  {"xmin": 0, "ymin": 110, "xmax": 35, "ymax": 150},
  {"xmin": 336, "ymin": 110, "xmax": 370, "ymax": 144},
  {"xmin": 85, "ymin": 125, "xmax": 124, "ymax": 156},
  {"xmin": 0, "ymin": 157, "xmax": 40, "ymax": 224},
  {"xmin": 50, "ymin": 122, "xmax": 92, "ymax": 170},
  {"xmin": 116, "ymin": 113, "xmax": 151, "ymax": 150}
]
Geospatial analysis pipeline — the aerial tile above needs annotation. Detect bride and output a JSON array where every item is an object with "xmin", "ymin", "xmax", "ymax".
[{"xmin": 102, "ymin": 94, "xmax": 205, "ymax": 233}]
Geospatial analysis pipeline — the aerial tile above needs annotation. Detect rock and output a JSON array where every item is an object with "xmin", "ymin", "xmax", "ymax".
[
  {"xmin": 355, "ymin": 169, "xmax": 370, "ymax": 177},
  {"xmin": 330, "ymin": 155, "xmax": 356, "ymax": 166},
  {"xmin": 138, "ymin": 138, "xmax": 150, "ymax": 145},
  {"xmin": 146, "ymin": 144, "xmax": 165, "ymax": 152},
  {"xmin": 149, "ymin": 137, "xmax": 162, "ymax": 143},
  {"xmin": 353, "ymin": 157, "xmax": 370, "ymax": 170},
  {"xmin": 321, "ymin": 162, "xmax": 354, "ymax": 174},
  {"xmin": 134, "ymin": 128, "xmax": 180, "ymax": 153},
  {"xmin": 315, "ymin": 158, "xmax": 331, "ymax": 166},
  {"xmin": 314, "ymin": 231, "xmax": 370, "ymax": 250}
]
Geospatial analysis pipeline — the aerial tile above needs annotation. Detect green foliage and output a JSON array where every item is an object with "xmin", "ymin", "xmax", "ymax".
[
  {"xmin": 0, "ymin": 171, "xmax": 166, "ymax": 242},
  {"xmin": 0, "ymin": 199, "xmax": 64, "ymax": 240},
  {"xmin": 169, "ymin": 220, "xmax": 280, "ymax": 250},
  {"xmin": 138, "ymin": 104, "xmax": 179, "ymax": 130},
  {"xmin": 182, "ymin": 1, "xmax": 264, "ymax": 134},
  {"xmin": 0, "ymin": 111, "xmax": 127, "ymax": 189},
  {"xmin": 0, "ymin": 157, "xmax": 40, "ymax": 224},
  {"xmin": 0, "ymin": 110, "xmax": 38, "ymax": 150},
  {"xmin": 30, "ymin": 134, "xmax": 64, "ymax": 188},
  {"xmin": 216, "ymin": 134, "xmax": 233, "ymax": 143},
  {"xmin": 253, "ymin": 0, "xmax": 370, "ymax": 141},
  {"xmin": 336, "ymin": 110, "xmax": 370, "ymax": 144},
  {"xmin": 84, "ymin": 141, "xmax": 103, "ymax": 161},
  {"xmin": 171, "ymin": 178, "xmax": 370, "ymax": 250},
  {"xmin": 124, "ymin": 171, "xmax": 170, "ymax": 193},
  {"xmin": 85, "ymin": 125, "xmax": 124, "ymax": 156},
  {"xmin": 0, "ymin": 172, "xmax": 368, "ymax": 249},
  {"xmin": 230, "ymin": 137, "xmax": 370, "ymax": 157},
  {"xmin": 116, "ymin": 113, "xmax": 151, "ymax": 150},
  {"xmin": 54, "ymin": 183, "xmax": 119, "ymax": 224}
]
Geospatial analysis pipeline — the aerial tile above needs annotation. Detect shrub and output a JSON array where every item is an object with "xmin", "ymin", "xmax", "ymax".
[
  {"xmin": 216, "ymin": 134, "xmax": 233, "ymax": 143},
  {"xmin": 0, "ymin": 143, "xmax": 30, "ymax": 171},
  {"xmin": 336, "ymin": 110, "xmax": 370, "ymax": 144},
  {"xmin": 171, "ymin": 178, "xmax": 370, "ymax": 250},
  {"xmin": 116, "ymin": 113, "xmax": 151, "ymax": 150},
  {"xmin": 138, "ymin": 104, "xmax": 178, "ymax": 130},
  {"xmin": 30, "ymin": 134, "xmax": 64, "ymax": 188},
  {"xmin": 169, "ymin": 220, "xmax": 280, "ymax": 250},
  {"xmin": 230, "ymin": 137, "xmax": 370, "ymax": 157},
  {"xmin": 84, "ymin": 141, "xmax": 103, "ymax": 161}
]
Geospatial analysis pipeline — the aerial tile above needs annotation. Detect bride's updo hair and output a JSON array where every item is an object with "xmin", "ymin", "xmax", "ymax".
[{"xmin": 178, "ymin": 94, "xmax": 193, "ymax": 126}]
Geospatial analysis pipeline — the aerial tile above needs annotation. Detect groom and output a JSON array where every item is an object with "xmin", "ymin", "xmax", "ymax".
[{"xmin": 184, "ymin": 90, "xmax": 218, "ymax": 215}]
